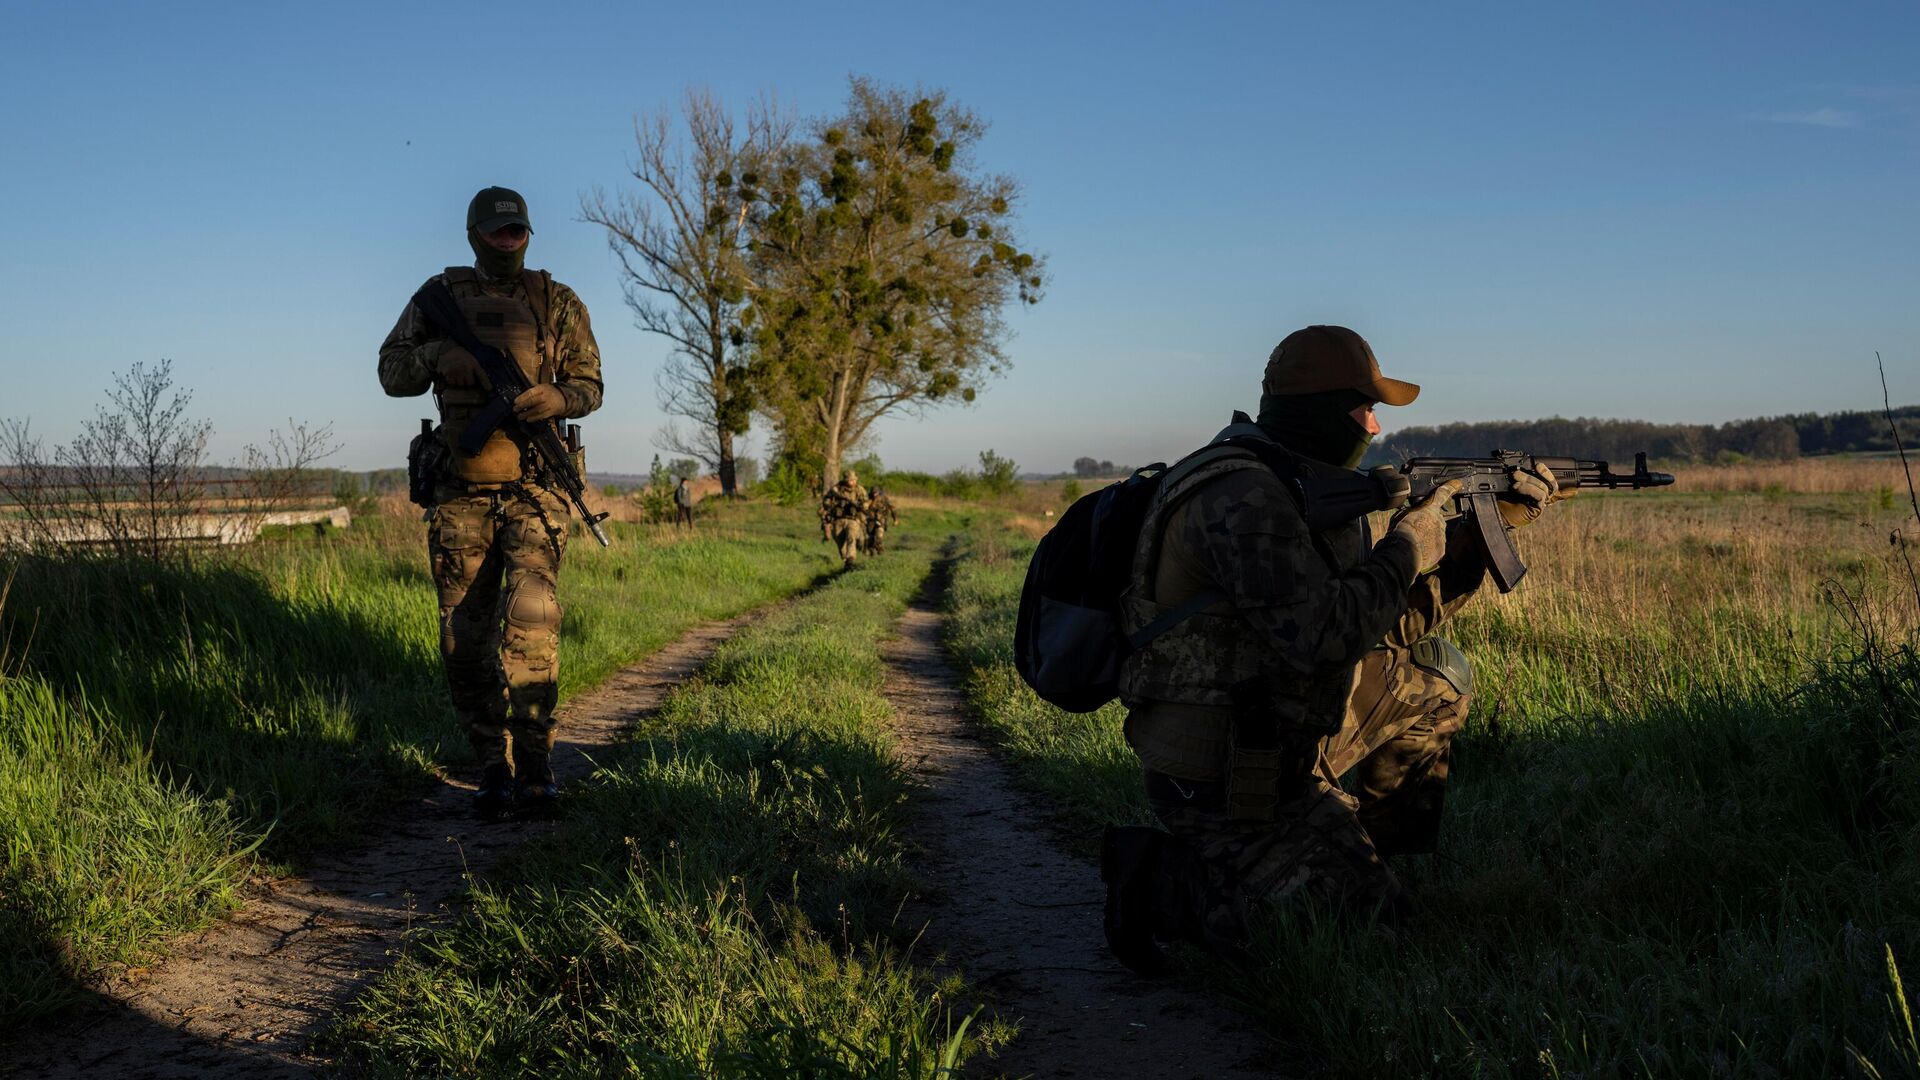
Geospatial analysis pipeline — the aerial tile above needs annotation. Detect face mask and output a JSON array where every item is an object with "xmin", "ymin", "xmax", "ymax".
[
  {"xmin": 1256, "ymin": 388, "xmax": 1375, "ymax": 469},
  {"xmin": 469, "ymin": 228, "xmax": 526, "ymax": 280}
]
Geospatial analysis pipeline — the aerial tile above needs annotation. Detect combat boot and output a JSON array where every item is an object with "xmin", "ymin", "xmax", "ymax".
[
  {"xmin": 1101, "ymin": 825, "xmax": 1173, "ymax": 976},
  {"xmin": 473, "ymin": 762, "xmax": 515, "ymax": 819},
  {"xmin": 512, "ymin": 751, "xmax": 559, "ymax": 816}
]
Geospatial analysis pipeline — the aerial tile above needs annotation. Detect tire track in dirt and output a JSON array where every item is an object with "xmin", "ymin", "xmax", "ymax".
[
  {"xmin": 6, "ymin": 607, "xmax": 776, "ymax": 1079},
  {"xmin": 883, "ymin": 570, "xmax": 1277, "ymax": 1079}
]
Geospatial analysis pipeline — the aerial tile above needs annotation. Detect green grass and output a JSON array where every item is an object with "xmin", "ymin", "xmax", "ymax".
[
  {"xmin": 942, "ymin": 501, "xmax": 1920, "ymax": 1078},
  {"xmin": 0, "ymin": 501, "xmax": 837, "ymax": 1027},
  {"xmin": 326, "ymin": 511, "xmax": 996, "ymax": 1077}
]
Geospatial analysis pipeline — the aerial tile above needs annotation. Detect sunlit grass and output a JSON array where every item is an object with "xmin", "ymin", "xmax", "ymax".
[{"xmin": 943, "ymin": 486, "xmax": 1920, "ymax": 1077}]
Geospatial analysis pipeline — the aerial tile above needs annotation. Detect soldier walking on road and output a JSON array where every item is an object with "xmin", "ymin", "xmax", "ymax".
[
  {"xmin": 1102, "ymin": 325, "xmax": 1571, "ymax": 972},
  {"xmin": 820, "ymin": 469, "xmax": 870, "ymax": 569},
  {"xmin": 378, "ymin": 186, "xmax": 604, "ymax": 818},
  {"xmin": 865, "ymin": 486, "xmax": 899, "ymax": 555}
]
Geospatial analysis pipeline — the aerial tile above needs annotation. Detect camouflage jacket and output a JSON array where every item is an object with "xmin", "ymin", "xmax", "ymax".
[
  {"xmin": 1121, "ymin": 462, "xmax": 1488, "ymax": 781},
  {"xmin": 820, "ymin": 482, "xmax": 869, "ymax": 522},
  {"xmin": 378, "ymin": 266, "xmax": 603, "ymax": 420}
]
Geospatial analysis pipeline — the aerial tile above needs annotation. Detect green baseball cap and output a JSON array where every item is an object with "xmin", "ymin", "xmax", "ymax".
[{"xmin": 466, "ymin": 186, "xmax": 532, "ymax": 234}]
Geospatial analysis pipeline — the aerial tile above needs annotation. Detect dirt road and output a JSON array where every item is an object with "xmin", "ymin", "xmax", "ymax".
[
  {"xmin": 5, "ymin": 612, "xmax": 766, "ymax": 1079},
  {"xmin": 882, "ymin": 575, "xmax": 1276, "ymax": 1079}
]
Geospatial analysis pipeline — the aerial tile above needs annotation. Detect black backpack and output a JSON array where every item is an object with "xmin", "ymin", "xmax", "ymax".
[
  {"xmin": 1012, "ymin": 417, "xmax": 1284, "ymax": 713},
  {"xmin": 1013, "ymin": 416, "xmax": 1395, "ymax": 713}
]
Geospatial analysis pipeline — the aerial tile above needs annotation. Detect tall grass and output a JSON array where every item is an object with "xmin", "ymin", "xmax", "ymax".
[
  {"xmin": 943, "ymin": 489, "xmax": 1920, "ymax": 1076},
  {"xmin": 328, "ymin": 513, "xmax": 991, "ymax": 1077},
  {"xmin": 0, "ymin": 500, "xmax": 835, "ymax": 1026}
]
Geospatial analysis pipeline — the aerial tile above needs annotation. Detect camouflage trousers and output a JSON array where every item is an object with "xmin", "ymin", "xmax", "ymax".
[
  {"xmin": 866, "ymin": 519, "xmax": 888, "ymax": 554},
  {"xmin": 829, "ymin": 517, "xmax": 866, "ymax": 564},
  {"xmin": 1147, "ymin": 639, "xmax": 1471, "ymax": 937},
  {"xmin": 428, "ymin": 483, "xmax": 569, "ymax": 774}
]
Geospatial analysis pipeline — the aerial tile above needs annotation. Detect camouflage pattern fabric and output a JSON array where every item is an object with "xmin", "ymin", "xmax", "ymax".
[
  {"xmin": 381, "ymin": 257, "xmax": 602, "ymax": 783},
  {"xmin": 428, "ymin": 482, "xmax": 569, "ymax": 774},
  {"xmin": 864, "ymin": 492, "xmax": 897, "ymax": 554},
  {"xmin": 830, "ymin": 516, "xmax": 867, "ymax": 564},
  {"xmin": 1119, "ymin": 434, "xmax": 1492, "ymax": 935},
  {"xmin": 1120, "ymin": 462, "xmax": 1421, "ymax": 780},
  {"xmin": 1147, "ymin": 640, "xmax": 1470, "ymax": 932},
  {"xmin": 378, "ymin": 267, "xmax": 603, "ymax": 420},
  {"xmin": 820, "ymin": 479, "xmax": 870, "ymax": 563}
]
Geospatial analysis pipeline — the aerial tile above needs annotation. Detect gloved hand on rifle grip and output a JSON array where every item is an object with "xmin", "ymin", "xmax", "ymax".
[
  {"xmin": 433, "ymin": 341, "xmax": 485, "ymax": 389},
  {"xmin": 1497, "ymin": 458, "xmax": 1572, "ymax": 529},
  {"xmin": 1391, "ymin": 478, "xmax": 1462, "ymax": 575}
]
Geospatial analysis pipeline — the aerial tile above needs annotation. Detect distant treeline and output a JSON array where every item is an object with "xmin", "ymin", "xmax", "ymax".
[{"xmin": 1366, "ymin": 405, "xmax": 1920, "ymax": 466}]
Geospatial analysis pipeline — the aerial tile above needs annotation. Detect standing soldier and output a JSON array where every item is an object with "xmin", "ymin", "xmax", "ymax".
[
  {"xmin": 378, "ymin": 186, "xmax": 604, "ymax": 817},
  {"xmin": 820, "ymin": 469, "xmax": 870, "ymax": 569},
  {"xmin": 1102, "ymin": 325, "xmax": 1569, "ymax": 972},
  {"xmin": 865, "ymin": 486, "xmax": 899, "ymax": 555},
  {"xmin": 674, "ymin": 476, "xmax": 695, "ymax": 528}
]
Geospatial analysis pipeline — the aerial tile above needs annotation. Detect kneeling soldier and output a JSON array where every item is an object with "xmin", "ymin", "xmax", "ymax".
[{"xmin": 1104, "ymin": 325, "xmax": 1568, "ymax": 971}]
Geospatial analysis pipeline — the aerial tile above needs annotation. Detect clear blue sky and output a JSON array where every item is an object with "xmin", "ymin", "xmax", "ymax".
[{"xmin": 2, "ymin": 1, "xmax": 1915, "ymax": 474}]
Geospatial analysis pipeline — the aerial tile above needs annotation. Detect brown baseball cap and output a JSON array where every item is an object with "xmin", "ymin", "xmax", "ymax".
[{"xmin": 1262, "ymin": 325, "xmax": 1420, "ymax": 406}]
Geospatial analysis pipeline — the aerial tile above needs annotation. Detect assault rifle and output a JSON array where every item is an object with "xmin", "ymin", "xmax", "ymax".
[
  {"xmin": 411, "ymin": 280, "xmax": 611, "ymax": 547},
  {"xmin": 1297, "ymin": 450, "xmax": 1674, "ymax": 592}
]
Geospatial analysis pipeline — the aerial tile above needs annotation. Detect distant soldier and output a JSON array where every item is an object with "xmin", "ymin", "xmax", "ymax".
[
  {"xmin": 865, "ymin": 486, "xmax": 899, "ymax": 554},
  {"xmin": 820, "ymin": 469, "xmax": 870, "ymax": 569},
  {"xmin": 674, "ymin": 476, "xmax": 695, "ymax": 528},
  {"xmin": 378, "ymin": 185, "xmax": 604, "ymax": 817}
]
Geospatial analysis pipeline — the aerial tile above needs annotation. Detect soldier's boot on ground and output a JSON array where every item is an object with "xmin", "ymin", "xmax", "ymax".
[
  {"xmin": 1101, "ymin": 825, "xmax": 1174, "ymax": 976},
  {"xmin": 512, "ymin": 748, "xmax": 559, "ymax": 815},
  {"xmin": 474, "ymin": 762, "xmax": 516, "ymax": 819}
]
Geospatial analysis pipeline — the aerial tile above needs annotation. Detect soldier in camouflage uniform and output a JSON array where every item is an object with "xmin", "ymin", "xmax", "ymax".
[
  {"xmin": 378, "ymin": 186, "xmax": 603, "ymax": 817},
  {"xmin": 820, "ymin": 470, "xmax": 870, "ymax": 569},
  {"xmin": 1103, "ymin": 325, "xmax": 1567, "ymax": 973},
  {"xmin": 864, "ymin": 486, "xmax": 899, "ymax": 555}
]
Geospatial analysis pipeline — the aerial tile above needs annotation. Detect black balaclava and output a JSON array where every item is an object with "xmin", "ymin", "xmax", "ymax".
[
  {"xmin": 1256, "ymin": 387, "xmax": 1375, "ymax": 469},
  {"xmin": 469, "ymin": 228, "xmax": 527, "ymax": 281}
]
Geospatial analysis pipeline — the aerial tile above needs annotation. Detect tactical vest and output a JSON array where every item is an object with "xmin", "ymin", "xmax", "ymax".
[
  {"xmin": 434, "ymin": 267, "xmax": 557, "ymax": 485},
  {"xmin": 1117, "ymin": 437, "xmax": 1361, "ymax": 739}
]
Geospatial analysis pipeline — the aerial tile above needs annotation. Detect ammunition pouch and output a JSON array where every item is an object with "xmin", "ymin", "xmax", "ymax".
[
  {"xmin": 1225, "ymin": 677, "xmax": 1319, "ymax": 822},
  {"xmin": 407, "ymin": 420, "xmax": 450, "ymax": 507}
]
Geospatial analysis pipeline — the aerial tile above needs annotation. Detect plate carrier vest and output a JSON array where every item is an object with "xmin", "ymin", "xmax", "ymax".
[{"xmin": 435, "ymin": 266, "xmax": 558, "ymax": 485}]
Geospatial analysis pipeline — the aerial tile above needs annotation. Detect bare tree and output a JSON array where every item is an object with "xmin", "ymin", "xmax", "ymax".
[
  {"xmin": 57, "ymin": 360, "xmax": 212, "ymax": 559},
  {"xmin": 232, "ymin": 419, "xmax": 342, "ymax": 535},
  {"xmin": 1, "ymin": 362, "xmax": 337, "ymax": 556},
  {"xmin": 581, "ymin": 89, "xmax": 791, "ymax": 496}
]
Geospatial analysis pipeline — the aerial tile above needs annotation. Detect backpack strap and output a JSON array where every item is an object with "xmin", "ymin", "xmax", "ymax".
[
  {"xmin": 1124, "ymin": 417, "xmax": 1317, "ymax": 641},
  {"xmin": 1126, "ymin": 586, "xmax": 1228, "ymax": 650}
]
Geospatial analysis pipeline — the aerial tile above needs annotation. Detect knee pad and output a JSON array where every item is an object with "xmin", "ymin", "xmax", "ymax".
[
  {"xmin": 1408, "ymin": 635, "xmax": 1473, "ymax": 697},
  {"xmin": 504, "ymin": 574, "xmax": 561, "ymax": 633}
]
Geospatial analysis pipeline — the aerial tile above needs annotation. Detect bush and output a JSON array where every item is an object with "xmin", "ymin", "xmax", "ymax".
[
  {"xmin": 758, "ymin": 460, "xmax": 814, "ymax": 506},
  {"xmin": 978, "ymin": 450, "xmax": 1018, "ymax": 496}
]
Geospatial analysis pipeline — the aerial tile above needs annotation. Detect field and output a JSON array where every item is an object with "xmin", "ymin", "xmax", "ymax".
[
  {"xmin": 4, "ymin": 457, "xmax": 1917, "ymax": 1077},
  {"xmin": 946, "ymin": 459, "xmax": 1920, "ymax": 1077},
  {"xmin": 0, "ymin": 500, "xmax": 841, "ymax": 1026}
]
